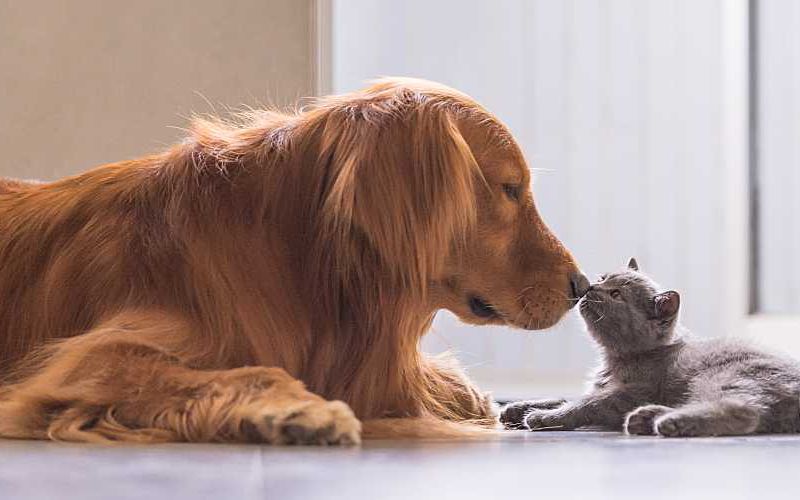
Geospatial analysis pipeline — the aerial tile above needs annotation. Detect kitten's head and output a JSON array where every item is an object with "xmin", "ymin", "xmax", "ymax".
[{"xmin": 578, "ymin": 258, "xmax": 681, "ymax": 355}]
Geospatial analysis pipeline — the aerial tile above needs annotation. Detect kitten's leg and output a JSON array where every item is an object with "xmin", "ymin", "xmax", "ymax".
[
  {"xmin": 624, "ymin": 405, "xmax": 673, "ymax": 436},
  {"xmin": 655, "ymin": 399, "xmax": 760, "ymax": 437},
  {"xmin": 525, "ymin": 390, "xmax": 646, "ymax": 431},
  {"xmin": 499, "ymin": 399, "xmax": 567, "ymax": 429}
]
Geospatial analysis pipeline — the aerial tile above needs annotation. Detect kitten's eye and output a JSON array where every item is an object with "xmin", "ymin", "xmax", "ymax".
[
  {"xmin": 502, "ymin": 184, "xmax": 520, "ymax": 201},
  {"xmin": 598, "ymin": 274, "xmax": 608, "ymax": 282},
  {"xmin": 610, "ymin": 290, "xmax": 622, "ymax": 299}
]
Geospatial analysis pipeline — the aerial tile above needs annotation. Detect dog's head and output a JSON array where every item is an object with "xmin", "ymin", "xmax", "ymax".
[{"xmin": 314, "ymin": 78, "xmax": 585, "ymax": 330}]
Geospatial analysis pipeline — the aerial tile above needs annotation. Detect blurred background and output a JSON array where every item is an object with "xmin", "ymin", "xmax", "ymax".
[{"xmin": 1, "ymin": 0, "xmax": 797, "ymax": 398}]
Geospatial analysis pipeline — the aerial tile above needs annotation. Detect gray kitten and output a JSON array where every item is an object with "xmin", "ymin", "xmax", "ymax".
[{"xmin": 500, "ymin": 258, "xmax": 800, "ymax": 437}]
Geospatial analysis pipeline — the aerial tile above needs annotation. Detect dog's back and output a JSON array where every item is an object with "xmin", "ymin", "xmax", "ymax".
[{"xmin": 0, "ymin": 178, "xmax": 40, "ymax": 194}]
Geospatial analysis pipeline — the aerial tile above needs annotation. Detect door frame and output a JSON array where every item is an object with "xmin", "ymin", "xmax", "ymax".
[
  {"xmin": 725, "ymin": 0, "xmax": 800, "ymax": 355},
  {"xmin": 312, "ymin": 0, "xmax": 333, "ymax": 96}
]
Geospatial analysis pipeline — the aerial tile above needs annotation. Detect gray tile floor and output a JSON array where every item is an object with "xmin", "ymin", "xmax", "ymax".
[{"xmin": 1, "ymin": 431, "xmax": 798, "ymax": 500}]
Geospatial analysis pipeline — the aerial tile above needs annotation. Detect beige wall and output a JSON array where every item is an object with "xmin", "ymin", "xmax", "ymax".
[{"xmin": 0, "ymin": 0, "xmax": 315, "ymax": 180}]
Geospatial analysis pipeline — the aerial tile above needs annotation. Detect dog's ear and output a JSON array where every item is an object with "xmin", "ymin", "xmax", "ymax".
[{"xmin": 318, "ymin": 100, "xmax": 479, "ymax": 293}]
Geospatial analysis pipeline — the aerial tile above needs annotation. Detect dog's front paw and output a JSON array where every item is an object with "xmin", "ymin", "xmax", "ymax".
[
  {"xmin": 524, "ymin": 409, "xmax": 572, "ymax": 431},
  {"xmin": 243, "ymin": 400, "xmax": 362, "ymax": 445},
  {"xmin": 624, "ymin": 405, "xmax": 672, "ymax": 436}
]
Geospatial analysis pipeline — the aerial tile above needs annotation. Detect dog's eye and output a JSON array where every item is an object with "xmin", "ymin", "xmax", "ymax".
[
  {"xmin": 610, "ymin": 290, "xmax": 622, "ymax": 299},
  {"xmin": 502, "ymin": 184, "xmax": 520, "ymax": 201}
]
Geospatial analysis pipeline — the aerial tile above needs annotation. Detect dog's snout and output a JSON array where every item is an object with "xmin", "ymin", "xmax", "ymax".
[{"xmin": 569, "ymin": 272, "xmax": 591, "ymax": 301}]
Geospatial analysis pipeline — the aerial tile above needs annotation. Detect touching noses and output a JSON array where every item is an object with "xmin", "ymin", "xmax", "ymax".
[{"xmin": 569, "ymin": 272, "xmax": 590, "ymax": 304}]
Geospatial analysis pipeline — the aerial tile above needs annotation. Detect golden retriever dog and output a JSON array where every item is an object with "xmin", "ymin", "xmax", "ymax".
[{"xmin": 0, "ymin": 78, "xmax": 587, "ymax": 444}]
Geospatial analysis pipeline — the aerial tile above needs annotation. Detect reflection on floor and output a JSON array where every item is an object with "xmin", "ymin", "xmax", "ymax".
[{"xmin": 1, "ymin": 430, "xmax": 798, "ymax": 500}]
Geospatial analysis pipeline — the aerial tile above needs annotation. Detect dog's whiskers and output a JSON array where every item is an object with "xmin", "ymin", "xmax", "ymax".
[
  {"xmin": 548, "ymin": 287, "xmax": 572, "ymax": 301},
  {"xmin": 512, "ymin": 304, "xmax": 528, "ymax": 326},
  {"xmin": 515, "ymin": 285, "xmax": 537, "ymax": 302}
]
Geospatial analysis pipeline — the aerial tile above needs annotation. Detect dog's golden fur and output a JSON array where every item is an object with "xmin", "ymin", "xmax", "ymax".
[{"xmin": 0, "ymin": 78, "xmax": 579, "ymax": 444}]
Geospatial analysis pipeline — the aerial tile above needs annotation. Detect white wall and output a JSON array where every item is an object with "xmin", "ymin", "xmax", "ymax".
[
  {"xmin": 333, "ymin": 0, "xmax": 746, "ymax": 396},
  {"xmin": 757, "ymin": 0, "xmax": 800, "ymax": 314},
  {"xmin": 0, "ymin": 0, "xmax": 315, "ymax": 181}
]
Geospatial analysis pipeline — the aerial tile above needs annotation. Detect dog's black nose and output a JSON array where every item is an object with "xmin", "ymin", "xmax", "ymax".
[{"xmin": 569, "ymin": 272, "xmax": 590, "ymax": 301}]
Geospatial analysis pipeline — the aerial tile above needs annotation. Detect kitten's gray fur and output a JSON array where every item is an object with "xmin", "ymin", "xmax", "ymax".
[{"xmin": 500, "ymin": 258, "xmax": 800, "ymax": 437}]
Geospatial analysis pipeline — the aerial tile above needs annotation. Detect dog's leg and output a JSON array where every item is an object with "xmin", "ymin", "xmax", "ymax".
[
  {"xmin": 421, "ymin": 355, "xmax": 495, "ymax": 423},
  {"xmin": 0, "ymin": 311, "xmax": 360, "ymax": 444}
]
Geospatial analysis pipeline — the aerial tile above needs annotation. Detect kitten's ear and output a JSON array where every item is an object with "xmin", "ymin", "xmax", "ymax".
[
  {"xmin": 654, "ymin": 291, "xmax": 680, "ymax": 320},
  {"xmin": 628, "ymin": 257, "xmax": 639, "ymax": 271}
]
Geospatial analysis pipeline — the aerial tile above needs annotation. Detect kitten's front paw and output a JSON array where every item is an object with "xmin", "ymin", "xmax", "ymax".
[
  {"xmin": 499, "ymin": 402, "xmax": 531, "ymax": 429},
  {"xmin": 499, "ymin": 399, "xmax": 567, "ymax": 429},
  {"xmin": 524, "ymin": 409, "xmax": 572, "ymax": 431},
  {"xmin": 655, "ymin": 413, "xmax": 705, "ymax": 438},
  {"xmin": 624, "ymin": 405, "xmax": 672, "ymax": 436}
]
